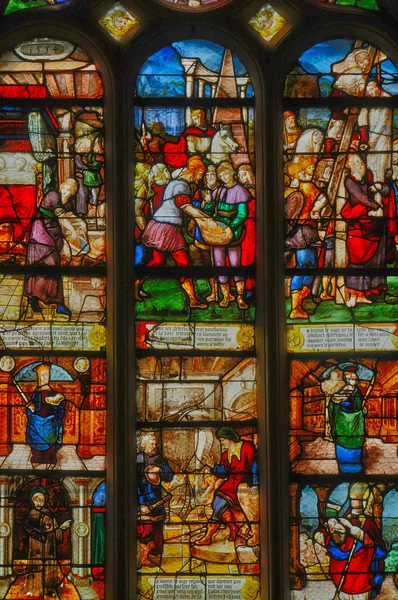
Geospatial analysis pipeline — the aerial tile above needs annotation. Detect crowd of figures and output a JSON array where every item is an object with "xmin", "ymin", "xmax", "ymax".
[
  {"xmin": 288, "ymin": 40, "xmax": 398, "ymax": 600},
  {"xmin": 137, "ymin": 427, "xmax": 259, "ymax": 570},
  {"xmin": 284, "ymin": 45, "xmax": 398, "ymax": 320},
  {"xmin": 135, "ymin": 107, "xmax": 256, "ymax": 310}
]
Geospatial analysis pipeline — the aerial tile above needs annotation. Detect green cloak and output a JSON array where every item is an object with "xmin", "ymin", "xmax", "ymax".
[{"xmin": 329, "ymin": 389, "xmax": 365, "ymax": 449}]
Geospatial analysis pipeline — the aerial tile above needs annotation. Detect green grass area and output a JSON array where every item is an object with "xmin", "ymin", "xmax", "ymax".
[
  {"xmin": 386, "ymin": 542, "xmax": 398, "ymax": 572},
  {"xmin": 136, "ymin": 279, "xmax": 255, "ymax": 323},
  {"xmin": 286, "ymin": 280, "xmax": 398, "ymax": 323}
]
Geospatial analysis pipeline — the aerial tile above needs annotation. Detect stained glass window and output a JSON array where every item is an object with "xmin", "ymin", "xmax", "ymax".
[
  {"xmin": 98, "ymin": 3, "xmax": 139, "ymax": 41},
  {"xmin": 248, "ymin": 3, "xmax": 287, "ymax": 43},
  {"xmin": 285, "ymin": 38, "xmax": 398, "ymax": 598},
  {"xmin": 135, "ymin": 39, "xmax": 259, "ymax": 598},
  {"xmin": 0, "ymin": 37, "xmax": 106, "ymax": 598}
]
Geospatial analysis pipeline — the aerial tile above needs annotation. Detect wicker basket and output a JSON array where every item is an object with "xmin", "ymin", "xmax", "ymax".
[{"xmin": 197, "ymin": 217, "xmax": 233, "ymax": 246}]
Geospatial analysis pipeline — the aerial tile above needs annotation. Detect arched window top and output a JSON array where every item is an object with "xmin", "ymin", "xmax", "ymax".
[
  {"xmin": 136, "ymin": 39, "xmax": 253, "ymax": 98},
  {"xmin": 0, "ymin": 37, "xmax": 103, "ymax": 99},
  {"xmin": 4, "ymin": 0, "xmax": 71, "ymax": 14},
  {"xmin": 284, "ymin": 38, "xmax": 398, "ymax": 98}
]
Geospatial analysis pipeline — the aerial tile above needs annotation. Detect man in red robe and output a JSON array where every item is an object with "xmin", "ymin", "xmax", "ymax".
[
  {"xmin": 194, "ymin": 427, "xmax": 258, "ymax": 546},
  {"xmin": 342, "ymin": 153, "xmax": 397, "ymax": 307},
  {"xmin": 315, "ymin": 483, "xmax": 386, "ymax": 599},
  {"xmin": 164, "ymin": 109, "xmax": 216, "ymax": 168}
]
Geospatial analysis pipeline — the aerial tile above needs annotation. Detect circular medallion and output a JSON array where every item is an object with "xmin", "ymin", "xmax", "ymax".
[
  {"xmin": 237, "ymin": 325, "xmax": 255, "ymax": 350},
  {"xmin": 0, "ymin": 356, "xmax": 15, "ymax": 373},
  {"xmin": 73, "ymin": 356, "xmax": 90, "ymax": 373},
  {"xmin": 75, "ymin": 522, "xmax": 89, "ymax": 537},
  {"xmin": 0, "ymin": 523, "xmax": 11, "ymax": 538}
]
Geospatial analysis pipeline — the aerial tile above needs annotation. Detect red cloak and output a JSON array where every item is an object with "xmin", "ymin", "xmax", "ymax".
[
  {"xmin": 164, "ymin": 125, "xmax": 216, "ymax": 168},
  {"xmin": 217, "ymin": 441, "xmax": 256, "ymax": 511},
  {"xmin": 325, "ymin": 514, "xmax": 385, "ymax": 595}
]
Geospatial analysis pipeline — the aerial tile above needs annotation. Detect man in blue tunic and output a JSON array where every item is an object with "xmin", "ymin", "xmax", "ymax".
[
  {"xmin": 137, "ymin": 431, "xmax": 174, "ymax": 566},
  {"xmin": 25, "ymin": 363, "xmax": 65, "ymax": 468}
]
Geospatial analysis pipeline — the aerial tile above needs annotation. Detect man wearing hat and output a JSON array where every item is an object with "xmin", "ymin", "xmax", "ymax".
[
  {"xmin": 137, "ymin": 431, "xmax": 174, "ymax": 566},
  {"xmin": 194, "ymin": 426, "xmax": 258, "ymax": 546},
  {"xmin": 283, "ymin": 111, "xmax": 302, "ymax": 159},
  {"xmin": 25, "ymin": 363, "xmax": 65, "ymax": 468},
  {"xmin": 315, "ymin": 482, "xmax": 386, "ymax": 599},
  {"xmin": 24, "ymin": 486, "xmax": 71, "ymax": 597},
  {"xmin": 327, "ymin": 366, "xmax": 366, "ymax": 473}
]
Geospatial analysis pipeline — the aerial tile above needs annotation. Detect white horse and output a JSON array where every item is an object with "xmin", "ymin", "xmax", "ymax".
[{"xmin": 207, "ymin": 123, "xmax": 240, "ymax": 164}]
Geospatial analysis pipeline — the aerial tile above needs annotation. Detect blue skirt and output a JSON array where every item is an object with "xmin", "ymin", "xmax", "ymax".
[{"xmin": 336, "ymin": 444, "xmax": 363, "ymax": 473}]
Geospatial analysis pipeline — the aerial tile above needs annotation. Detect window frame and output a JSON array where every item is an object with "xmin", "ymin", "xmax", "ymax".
[{"xmin": 0, "ymin": 2, "xmax": 396, "ymax": 598}]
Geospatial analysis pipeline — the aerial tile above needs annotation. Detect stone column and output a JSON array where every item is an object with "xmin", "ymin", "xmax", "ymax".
[
  {"xmin": 71, "ymin": 478, "xmax": 91, "ymax": 580},
  {"xmin": 0, "ymin": 477, "xmax": 13, "ymax": 577},
  {"xmin": 198, "ymin": 79, "xmax": 204, "ymax": 98},
  {"xmin": 240, "ymin": 85, "xmax": 248, "ymax": 123},
  {"xmin": 211, "ymin": 83, "xmax": 217, "ymax": 97},
  {"xmin": 55, "ymin": 109, "xmax": 75, "ymax": 184},
  {"xmin": 186, "ymin": 76, "xmax": 195, "ymax": 125},
  {"xmin": 186, "ymin": 75, "xmax": 194, "ymax": 98},
  {"xmin": 314, "ymin": 485, "xmax": 330, "ymax": 521}
]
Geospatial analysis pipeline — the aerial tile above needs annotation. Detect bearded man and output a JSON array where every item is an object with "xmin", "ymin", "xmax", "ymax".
[
  {"xmin": 342, "ymin": 153, "xmax": 396, "ymax": 307},
  {"xmin": 283, "ymin": 111, "xmax": 302, "ymax": 158}
]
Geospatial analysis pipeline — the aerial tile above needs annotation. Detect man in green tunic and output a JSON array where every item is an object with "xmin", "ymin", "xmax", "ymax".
[{"xmin": 327, "ymin": 366, "xmax": 366, "ymax": 473}]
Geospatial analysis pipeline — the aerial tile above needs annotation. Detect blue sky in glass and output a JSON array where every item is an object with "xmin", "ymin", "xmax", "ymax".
[
  {"xmin": 135, "ymin": 107, "xmax": 185, "ymax": 136},
  {"xmin": 137, "ymin": 39, "xmax": 251, "ymax": 97},
  {"xmin": 299, "ymin": 486, "xmax": 319, "ymax": 538},
  {"xmin": 93, "ymin": 481, "xmax": 106, "ymax": 507},
  {"xmin": 297, "ymin": 38, "xmax": 398, "ymax": 95}
]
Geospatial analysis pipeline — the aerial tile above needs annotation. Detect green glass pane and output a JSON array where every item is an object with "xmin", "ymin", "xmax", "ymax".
[{"xmin": 5, "ymin": 0, "xmax": 67, "ymax": 14}]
